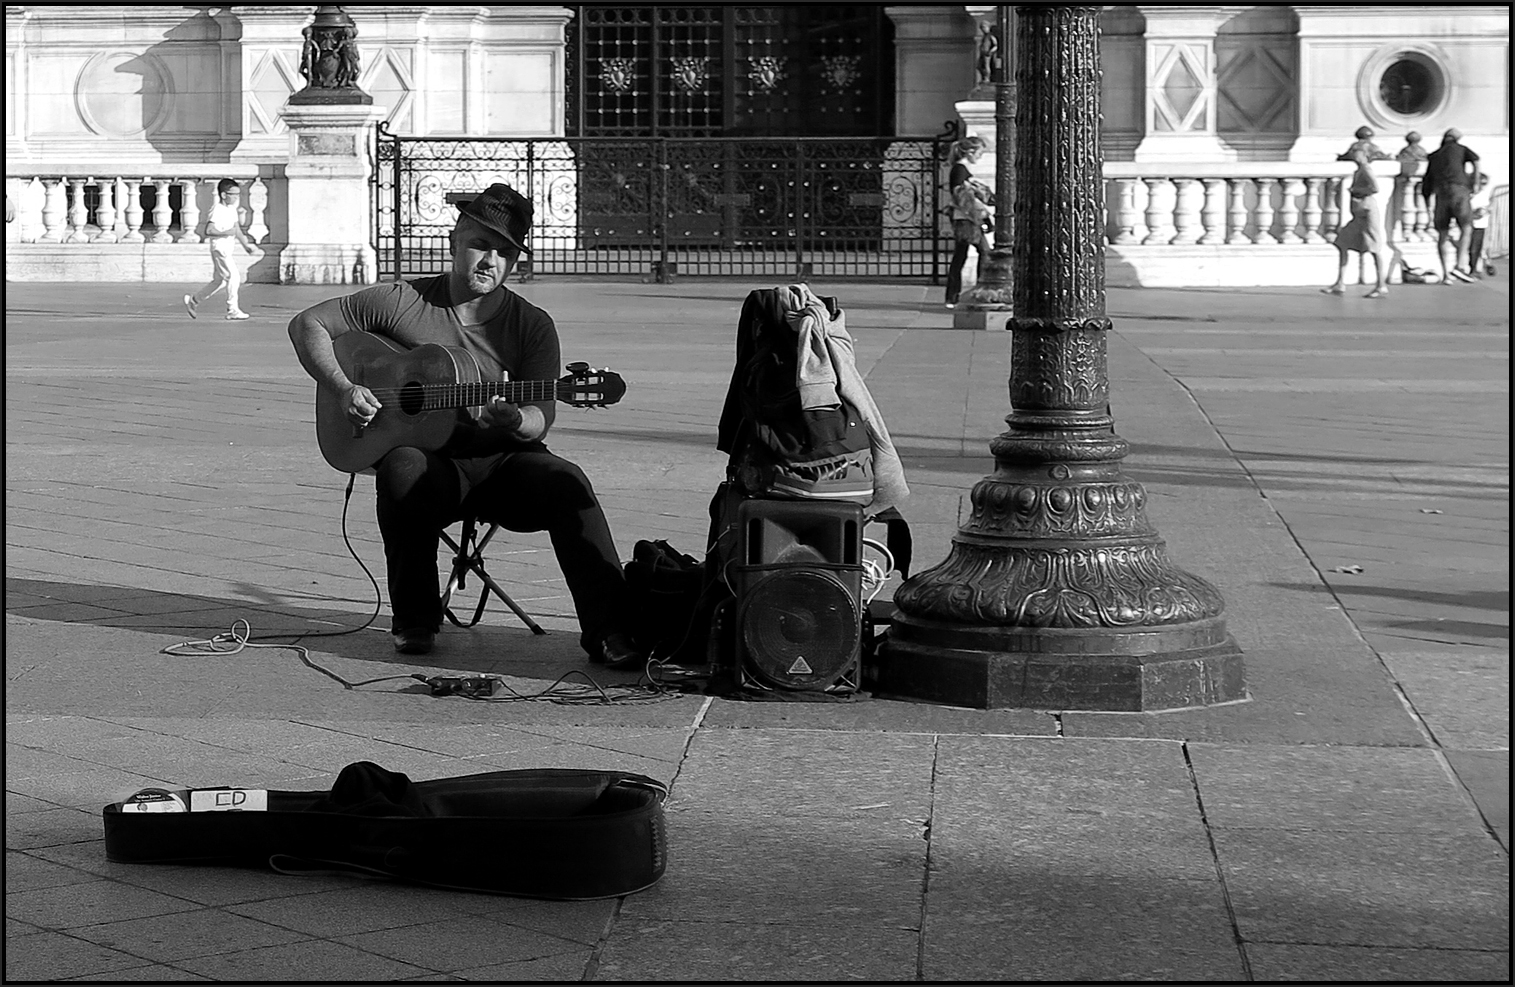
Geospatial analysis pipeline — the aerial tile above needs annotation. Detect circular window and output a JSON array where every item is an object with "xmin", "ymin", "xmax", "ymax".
[
  {"xmin": 1379, "ymin": 56, "xmax": 1441, "ymax": 117},
  {"xmin": 1360, "ymin": 46, "xmax": 1449, "ymax": 126}
]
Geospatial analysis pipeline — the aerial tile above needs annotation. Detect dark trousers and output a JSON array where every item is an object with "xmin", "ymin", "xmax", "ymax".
[
  {"xmin": 1470, "ymin": 228, "xmax": 1487, "ymax": 272},
  {"xmin": 375, "ymin": 446, "xmax": 629, "ymax": 654},
  {"xmin": 945, "ymin": 220, "xmax": 988, "ymax": 303}
]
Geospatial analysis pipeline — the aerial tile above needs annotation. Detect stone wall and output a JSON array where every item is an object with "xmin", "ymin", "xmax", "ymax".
[{"xmin": 4, "ymin": 4, "xmax": 572, "ymax": 169}]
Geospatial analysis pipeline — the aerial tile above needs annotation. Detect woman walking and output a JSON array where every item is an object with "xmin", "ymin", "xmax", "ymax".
[{"xmin": 1323, "ymin": 148, "xmax": 1390, "ymax": 299}]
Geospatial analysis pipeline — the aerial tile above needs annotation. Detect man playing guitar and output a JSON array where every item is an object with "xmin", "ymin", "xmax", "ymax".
[{"xmin": 287, "ymin": 183, "xmax": 644, "ymax": 667}]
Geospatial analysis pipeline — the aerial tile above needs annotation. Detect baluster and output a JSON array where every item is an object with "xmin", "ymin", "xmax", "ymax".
[
  {"xmin": 1301, "ymin": 178, "xmax": 1325, "ymax": 243},
  {"xmin": 149, "ymin": 178, "xmax": 175, "ymax": 243},
  {"xmin": 247, "ymin": 177, "xmax": 269, "ymax": 244},
  {"xmin": 1320, "ymin": 178, "xmax": 1340, "ymax": 240},
  {"xmin": 1252, "ymin": 178, "xmax": 1278, "ymax": 244},
  {"xmin": 1276, "ymin": 178, "xmax": 1303, "ymax": 244},
  {"xmin": 1168, "ymin": 178, "xmax": 1202, "ymax": 244},
  {"xmin": 92, "ymin": 177, "xmax": 118, "ymax": 242},
  {"xmin": 1395, "ymin": 177, "xmax": 1415, "ymax": 243},
  {"xmin": 62, "ymin": 178, "xmax": 91, "ymax": 243},
  {"xmin": 178, "ymin": 178, "xmax": 201, "ymax": 243},
  {"xmin": 14, "ymin": 177, "xmax": 44, "ymax": 241},
  {"xmin": 1225, "ymin": 179, "xmax": 1250, "ymax": 244},
  {"xmin": 1140, "ymin": 178, "xmax": 1171, "ymax": 245},
  {"xmin": 39, "ymin": 178, "xmax": 68, "ymax": 242},
  {"xmin": 1412, "ymin": 180, "xmax": 1429, "ymax": 241},
  {"xmin": 1111, "ymin": 178, "xmax": 1139, "ymax": 244},
  {"xmin": 121, "ymin": 178, "xmax": 145, "ymax": 242},
  {"xmin": 1197, "ymin": 178, "xmax": 1226, "ymax": 244}
]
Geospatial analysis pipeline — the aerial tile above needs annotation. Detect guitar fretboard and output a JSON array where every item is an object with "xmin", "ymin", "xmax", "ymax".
[
  {"xmin": 428, "ymin": 380, "xmax": 559, "ymax": 411},
  {"xmin": 363, "ymin": 379, "xmax": 564, "ymax": 411}
]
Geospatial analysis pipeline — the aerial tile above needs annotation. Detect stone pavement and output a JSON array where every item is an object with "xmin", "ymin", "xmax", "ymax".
[{"xmin": 5, "ymin": 271, "xmax": 1508, "ymax": 982}]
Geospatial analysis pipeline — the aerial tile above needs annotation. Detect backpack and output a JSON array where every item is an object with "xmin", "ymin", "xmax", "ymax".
[
  {"xmin": 726, "ymin": 301, "xmax": 876, "ymax": 505},
  {"xmin": 623, "ymin": 539, "xmax": 716, "ymax": 665}
]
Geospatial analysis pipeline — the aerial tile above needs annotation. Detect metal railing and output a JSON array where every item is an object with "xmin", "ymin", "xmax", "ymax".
[
  {"xmin": 373, "ymin": 124, "xmax": 953, "ymax": 282},
  {"xmin": 1487, "ymin": 184, "xmax": 1509, "ymax": 261}
]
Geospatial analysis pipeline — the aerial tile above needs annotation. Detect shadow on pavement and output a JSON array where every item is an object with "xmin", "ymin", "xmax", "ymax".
[{"xmin": 6, "ymin": 576, "xmax": 600, "ymax": 679}]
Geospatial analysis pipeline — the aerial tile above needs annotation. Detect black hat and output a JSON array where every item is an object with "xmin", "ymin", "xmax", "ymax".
[
  {"xmin": 455, "ymin": 183, "xmax": 533, "ymax": 255},
  {"xmin": 1354, "ymin": 125, "xmax": 1373, "ymax": 140}
]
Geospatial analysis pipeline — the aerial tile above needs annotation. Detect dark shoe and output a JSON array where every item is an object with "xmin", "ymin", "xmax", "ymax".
[
  {"xmin": 596, "ymin": 631, "xmax": 645, "ymax": 670},
  {"xmin": 393, "ymin": 628, "xmax": 435, "ymax": 655}
]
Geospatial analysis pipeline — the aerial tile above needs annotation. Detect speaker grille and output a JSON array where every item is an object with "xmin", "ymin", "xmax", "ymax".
[{"xmin": 737, "ymin": 569, "xmax": 860, "ymax": 690}]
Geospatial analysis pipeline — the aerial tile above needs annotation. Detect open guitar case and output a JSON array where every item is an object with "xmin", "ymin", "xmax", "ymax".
[{"xmin": 102, "ymin": 762, "xmax": 668, "ymax": 900}]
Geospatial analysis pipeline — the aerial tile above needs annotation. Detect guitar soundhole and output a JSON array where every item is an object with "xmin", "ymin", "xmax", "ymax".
[{"xmin": 399, "ymin": 381, "xmax": 426, "ymax": 416}]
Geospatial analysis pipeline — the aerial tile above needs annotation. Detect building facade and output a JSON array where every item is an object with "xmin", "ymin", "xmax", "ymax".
[{"xmin": 5, "ymin": 4, "xmax": 1509, "ymax": 284}]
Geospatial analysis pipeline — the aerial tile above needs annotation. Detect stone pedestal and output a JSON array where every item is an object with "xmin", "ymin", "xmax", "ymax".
[{"xmin": 278, "ymin": 103, "xmax": 385, "ymax": 284}]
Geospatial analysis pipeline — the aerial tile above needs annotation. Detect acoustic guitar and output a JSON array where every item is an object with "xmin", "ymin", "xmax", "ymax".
[{"xmin": 315, "ymin": 331, "xmax": 626, "ymax": 473}]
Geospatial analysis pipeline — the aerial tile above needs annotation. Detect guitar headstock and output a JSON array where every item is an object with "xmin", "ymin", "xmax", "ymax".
[{"xmin": 558, "ymin": 362, "xmax": 627, "ymax": 408}]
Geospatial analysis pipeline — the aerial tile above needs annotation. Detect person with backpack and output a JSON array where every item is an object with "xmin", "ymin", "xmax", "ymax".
[{"xmin": 944, "ymin": 136, "xmax": 993, "ymax": 309}]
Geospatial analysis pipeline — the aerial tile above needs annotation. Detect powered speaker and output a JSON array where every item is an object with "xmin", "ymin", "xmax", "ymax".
[{"xmin": 733, "ymin": 500, "xmax": 864, "ymax": 694}]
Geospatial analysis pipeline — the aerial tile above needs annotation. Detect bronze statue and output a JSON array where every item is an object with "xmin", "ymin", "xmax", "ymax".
[
  {"xmin": 291, "ymin": 5, "xmax": 372, "ymax": 104},
  {"xmin": 975, "ymin": 21, "xmax": 999, "ymax": 89}
]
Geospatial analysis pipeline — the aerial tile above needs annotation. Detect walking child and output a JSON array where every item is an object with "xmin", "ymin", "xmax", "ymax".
[{"xmin": 185, "ymin": 178, "xmax": 257, "ymax": 321}]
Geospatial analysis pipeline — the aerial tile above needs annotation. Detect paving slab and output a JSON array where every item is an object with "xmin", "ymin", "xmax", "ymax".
[
  {"xmin": 922, "ymin": 875, "xmax": 1246, "ymax": 982},
  {"xmin": 1380, "ymin": 649, "xmax": 1510, "ymax": 749},
  {"xmin": 1187, "ymin": 744, "xmax": 1487, "ymax": 834},
  {"xmin": 1213, "ymin": 829, "xmax": 1510, "ymax": 950},
  {"xmin": 1244, "ymin": 943, "xmax": 1511, "ymax": 983},
  {"xmin": 594, "ymin": 919, "xmax": 920, "ymax": 982}
]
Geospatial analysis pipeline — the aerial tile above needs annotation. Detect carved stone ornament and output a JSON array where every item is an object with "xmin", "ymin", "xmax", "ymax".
[
  {"xmin": 670, "ymin": 56, "xmax": 709, "ymax": 94},
  {"xmin": 601, "ymin": 57, "xmax": 636, "ymax": 94},
  {"xmin": 820, "ymin": 54, "xmax": 862, "ymax": 93},
  {"xmin": 748, "ymin": 55, "xmax": 786, "ymax": 95},
  {"xmin": 290, "ymin": 5, "xmax": 372, "ymax": 105}
]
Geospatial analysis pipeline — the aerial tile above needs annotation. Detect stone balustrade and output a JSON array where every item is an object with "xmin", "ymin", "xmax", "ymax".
[
  {"xmin": 1103, "ymin": 160, "xmax": 1430, "ymax": 249},
  {"xmin": 6, "ymin": 167, "xmax": 277, "ymax": 246},
  {"xmin": 3, "ymin": 158, "xmax": 1470, "ymax": 286},
  {"xmin": 5, "ymin": 165, "xmax": 285, "ymax": 282}
]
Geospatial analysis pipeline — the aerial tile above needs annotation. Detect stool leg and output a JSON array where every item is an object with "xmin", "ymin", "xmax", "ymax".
[{"xmin": 475, "ymin": 568, "xmax": 547, "ymax": 635}]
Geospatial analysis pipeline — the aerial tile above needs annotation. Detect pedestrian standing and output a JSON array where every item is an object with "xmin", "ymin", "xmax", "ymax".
[
  {"xmin": 1423, "ymin": 128, "xmax": 1482, "ymax": 285},
  {"xmin": 185, "ymin": 178, "xmax": 257, "ymax": 321},
  {"xmin": 944, "ymin": 136, "xmax": 993, "ymax": 309},
  {"xmin": 1469, "ymin": 174, "xmax": 1493, "ymax": 277},
  {"xmin": 1323, "ymin": 148, "xmax": 1390, "ymax": 298},
  {"xmin": 1388, "ymin": 130, "xmax": 1428, "ymax": 248}
]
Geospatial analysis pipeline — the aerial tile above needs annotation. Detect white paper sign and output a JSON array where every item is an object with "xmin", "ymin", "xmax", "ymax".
[{"xmin": 188, "ymin": 788, "xmax": 269, "ymax": 812}]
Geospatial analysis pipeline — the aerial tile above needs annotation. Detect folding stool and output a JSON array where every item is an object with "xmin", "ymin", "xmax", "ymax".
[{"xmin": 439, "ymin": 517, "xmax": 547, "ymax": 634}]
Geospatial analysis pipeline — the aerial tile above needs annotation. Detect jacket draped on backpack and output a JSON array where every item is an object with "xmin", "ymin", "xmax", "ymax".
[{"xmin": 716, "ymin": 285, "xmax": 909, "ymax": 514}]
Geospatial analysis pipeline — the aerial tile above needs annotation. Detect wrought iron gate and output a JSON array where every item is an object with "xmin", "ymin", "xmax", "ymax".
[{"xmin": 373, "ymin": 123, "xmax": 955, "ymax": 281}]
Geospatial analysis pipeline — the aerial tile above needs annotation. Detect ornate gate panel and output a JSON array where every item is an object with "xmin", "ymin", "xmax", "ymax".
[{"xmin": 374, "ymin": 126, "xmax": 953, "ymax": 282}]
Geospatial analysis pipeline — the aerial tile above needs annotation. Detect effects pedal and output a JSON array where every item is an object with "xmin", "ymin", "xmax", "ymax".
[{"xmin": 422, "ymin": 675, "xmax": 500, "ymax": 697}]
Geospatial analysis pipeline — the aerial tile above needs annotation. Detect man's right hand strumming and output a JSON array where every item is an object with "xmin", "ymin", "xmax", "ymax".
[{"xmin": 345, "ymin": 383, "xmax": 381, "ymax": 428}]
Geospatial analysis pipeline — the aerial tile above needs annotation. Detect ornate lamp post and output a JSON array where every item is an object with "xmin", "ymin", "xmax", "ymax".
[
  {"xmin": 287, "ymin": 5, "xmax": 372, "ymax": 106},
  {"xmin": 954, "ymin": 5, "xmax": 1015, "ymax": 329},
  {"xmin": 875, "ymin": 6, "xmax": 1245, "ymax": 711}
]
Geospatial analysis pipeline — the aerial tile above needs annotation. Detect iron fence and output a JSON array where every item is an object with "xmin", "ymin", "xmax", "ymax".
[
  {"xmin": 1487, "ymin": 183, "xmax": 1509, "ymax": 261},
  {"xmin": 373, "ymin": 123, "xmax": 956, "ymax": 281}
]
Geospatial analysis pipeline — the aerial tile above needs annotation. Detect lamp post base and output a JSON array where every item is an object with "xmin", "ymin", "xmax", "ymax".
[
  {"xmin": 872, "ymin": 615, "xmax": 1247, "ymax": 712},
  {"xmin": 954, "ymin": 246, "xmax": 1014, "ymax": 329}
]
